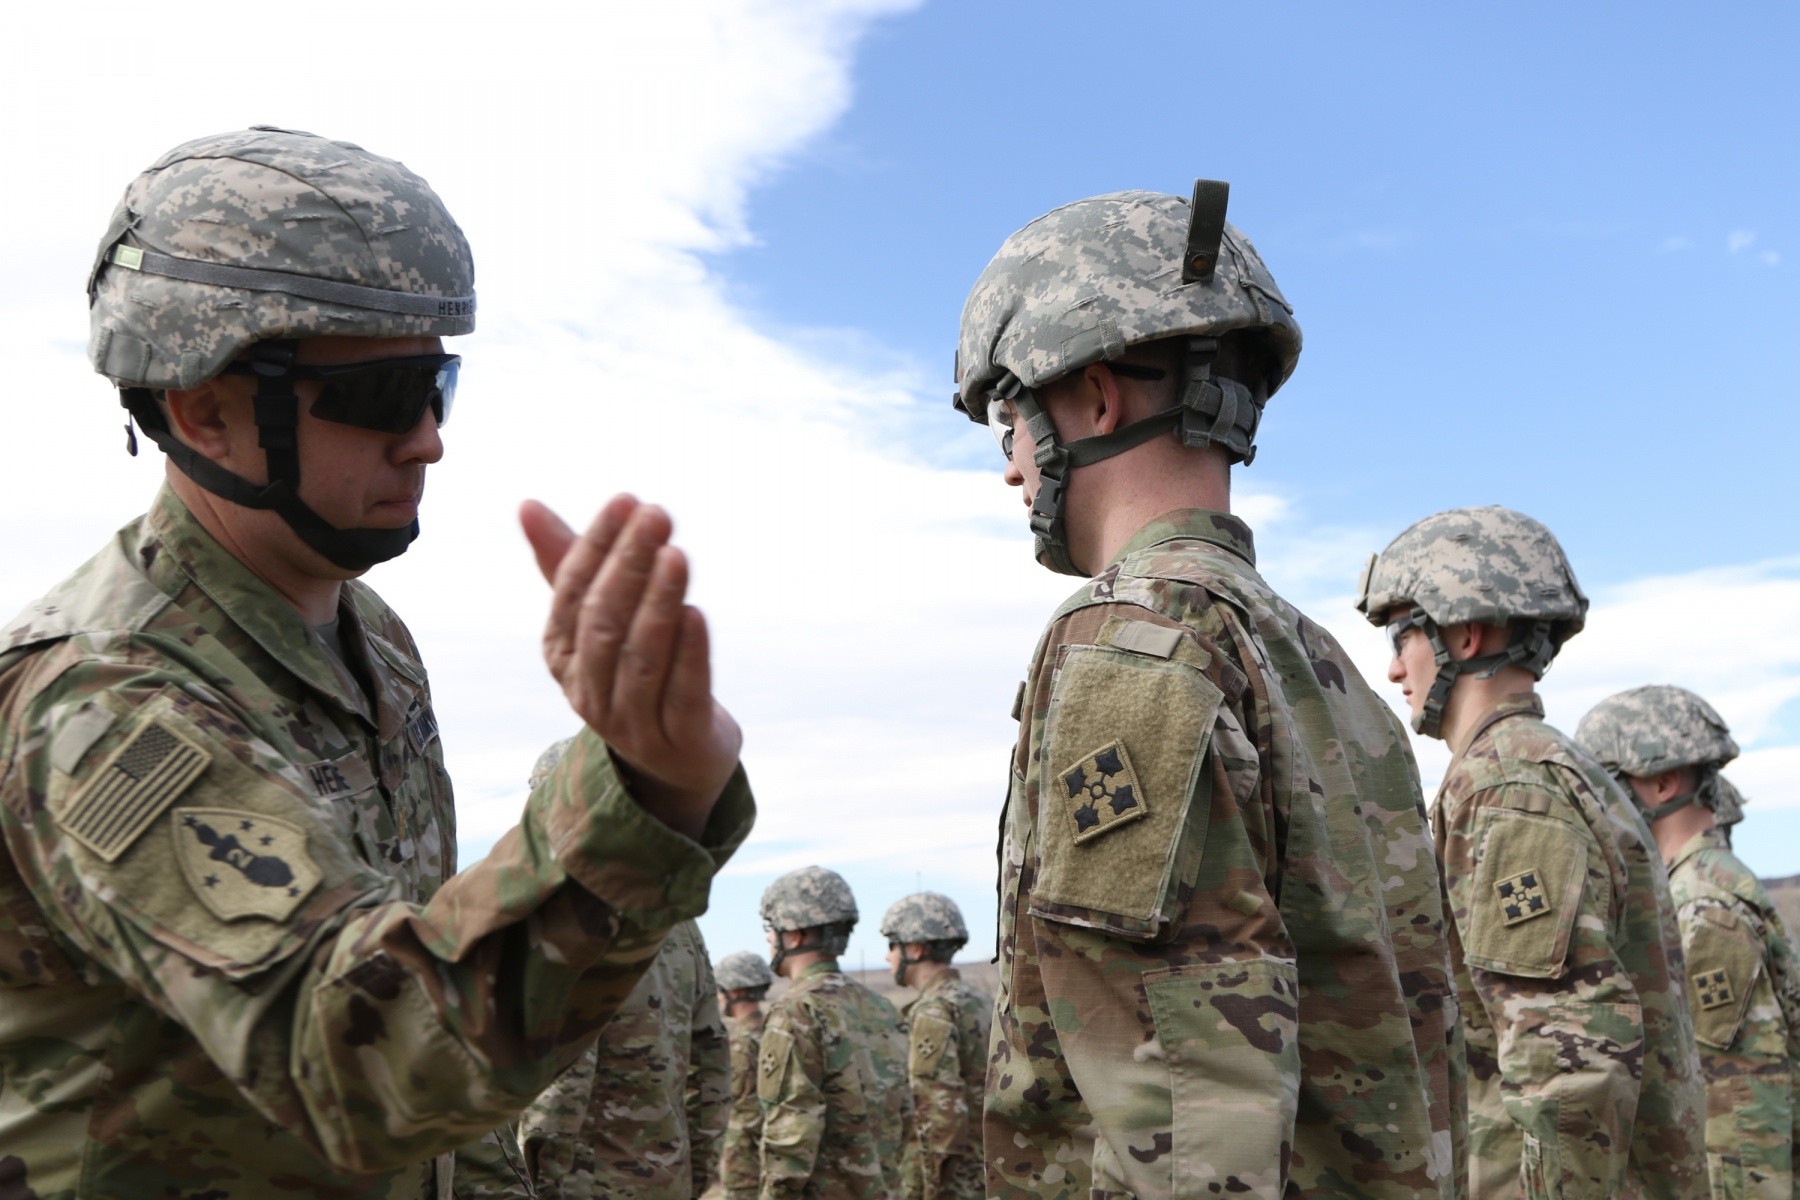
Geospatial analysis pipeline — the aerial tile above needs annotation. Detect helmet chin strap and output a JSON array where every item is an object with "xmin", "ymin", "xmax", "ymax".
[
  {"xmin": 1412, "ymin": 610, "xmax": 1556, "ymax": 739},
  {"xmin": 768, "ymin": 931, "xmax": 832, "ymax": 978},
  {"xmin": 120, "ymin": 340, "xmax": 417, "ymax": 572},
  {"xmin": 891, "ymin": 945, "xmax": 927, "ymax": 988},
  {"xmin": 1002, "ymin": 338, "xmax": 1263, "ymax": 578},
  {"xmin": 1629, "ymin": 766, "xmax": 1716, "ymax": 823}
]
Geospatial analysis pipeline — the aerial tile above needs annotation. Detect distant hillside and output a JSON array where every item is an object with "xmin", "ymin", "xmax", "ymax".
[{"xmin": 764, "ymin": 959, "xmax": 1000, "ymax": 1009}]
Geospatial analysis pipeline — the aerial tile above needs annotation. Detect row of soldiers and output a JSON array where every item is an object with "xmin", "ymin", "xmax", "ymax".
[{"xmin": 1, "ymin": 125, "xmax": 1795, "ymax": 1200}]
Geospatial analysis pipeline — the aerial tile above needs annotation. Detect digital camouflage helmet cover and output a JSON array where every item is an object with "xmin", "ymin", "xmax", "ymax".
[
  {"xmin": 955, "ymin": 182, "xmax": 1302, "ymax": 575},
  {"xmin": 88, "ymin": 127, "xmax": 475, "ymax": 571},
  {"xmin": 1576, "ymin": 685, "xmax": 1742, "ymax": 821}
]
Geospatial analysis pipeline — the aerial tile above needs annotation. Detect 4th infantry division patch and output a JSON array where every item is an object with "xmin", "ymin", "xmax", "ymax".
[
  {"xmin": 1693, "ymin": 968, "xmax": 1735, "ymax": 1010},
  {"xmin": 56, "ymin": 718, "xmax": 211, "ymax": 862},
  {"xmin": 1061, "ymin": 740, "xmax": 1149, "ymax": 845},
  {"xmin": 1495, "ymin": 869, "xmax": 1551, "ymax": 926}
]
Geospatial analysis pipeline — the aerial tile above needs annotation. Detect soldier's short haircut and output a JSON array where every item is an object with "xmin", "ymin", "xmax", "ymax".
[{"xmin": 920, "ymin": 938, "xmax": 963, "ymax": 965}]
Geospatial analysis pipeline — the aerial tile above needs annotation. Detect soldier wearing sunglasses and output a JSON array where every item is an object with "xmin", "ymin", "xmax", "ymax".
[{"xmin": 0, "ymin": 128, "xmax": 753, "ymax": 1198}]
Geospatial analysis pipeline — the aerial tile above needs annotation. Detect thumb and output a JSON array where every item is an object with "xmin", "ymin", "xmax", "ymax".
[{"xmin": 519, "ymin": 500, "xmax": 577, "ymax": 584}]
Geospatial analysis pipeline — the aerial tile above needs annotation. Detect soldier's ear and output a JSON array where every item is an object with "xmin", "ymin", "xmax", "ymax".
[{"xmin": 163, "ymin": 379, "xmax": 247, "ymax": 461}]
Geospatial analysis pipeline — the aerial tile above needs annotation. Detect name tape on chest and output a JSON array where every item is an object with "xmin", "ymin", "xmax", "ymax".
[
  {"xmin": 405, "ymin": 702, "xmax": 439, "ymax": 756},
  {"xmin": 299, "ymin": 752, "xmax": 377, "ymax": 799},
  {"xmin": 56, "ymin": 717, "xmax": 212, "ymax": 862}
]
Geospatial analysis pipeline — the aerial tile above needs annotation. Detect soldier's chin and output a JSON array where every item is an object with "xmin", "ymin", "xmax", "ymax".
[{"xmin": 365, "ymin": 500, "xmax": 421, "ymax": 525}]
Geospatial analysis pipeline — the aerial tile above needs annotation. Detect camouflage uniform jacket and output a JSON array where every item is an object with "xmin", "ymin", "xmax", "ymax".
[
  {"xmin": 758, "ymin": 959, "xmax": 911, "ymax": 1200},
  {"xmin": 1665, "ymin": 827, "xmax": 1800, "ymax": 1198},
  {"xmin": 988, "ymin": 510, "xmax": 1466, "ymax": 1200},
  {"xmin": 518, "ymin": 918, "xmax": 730, "ymax": 1199},
  {"xmin": 724, "ymin": 1009, "xmax": 766, "ymax": 1200},
  {"xmin": 900, "ymin": 970, "xmax": 990, "ymax": 1200},
  {"xmin": 0, "ymin": 487, "xmax": 754, "ymax": 1200},
  {"xmin": 1434, "ymin": 693, "xmax": 1705, "ymax": 1199}
]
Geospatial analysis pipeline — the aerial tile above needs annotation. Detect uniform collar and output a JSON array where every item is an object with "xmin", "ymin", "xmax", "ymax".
[
  {"xmin": 794, "ymin": 958, "xmax": 840, "ymax": 983},
  {"xmin": 1109, "ymin": 509, "xmax": 1256, "ymax": 569},
  {"xmin": 145, "ymin": 485, "xmax": 381, "ymax": 730},
  {"xmin": 1668, "ymin": 826, "xmax": 1727, "ymax": 873},
  {"xmin": 1453, "ymin": 692, "xmax": 1545, "ymax": 756}
]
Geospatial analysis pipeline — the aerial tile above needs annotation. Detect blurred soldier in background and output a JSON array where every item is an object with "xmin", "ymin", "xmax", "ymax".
[
  {"xmin": 954, "ymin": 182, "xmax": 1464, "ymax": 1200},
  {"xmin": 1579, "ymin": 686, "xmax": 1800, "ymax": 1197},
  {"xmin": 1360, "ymin": 506, "xmax": 1705, "ymax": 1199},
  {"xmin": 517, "ymin": 738, "xmax": 731, "ymax": 1200},
  {"xmin": 879, "ymin": 892, "xmax": 990, "ymax": 1200},
  {"xmin": 757, "ymin": 866, "xmax": 910, "ymax": 1199},
  {"xmin": 0, "ymin": 127, "xmax": 753, "ymax": 1199},
  {"xmin": 715, "ymin": 949, "xmax": 775, "ymax": 1200}
]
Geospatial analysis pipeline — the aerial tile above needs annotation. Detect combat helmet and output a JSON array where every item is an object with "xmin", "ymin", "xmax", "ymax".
[
  {"xmin": 89, "ymin": 127, "xmax": 475, "ymax": 571},
  {"xmin": 714, "ymin": 950, "xmax": 773, "ymax": 1001},
  {"xmin": 879, "ymin": 891, "xmax": 968, "ymax": 986},
  {"xmin": 760, "ymin": 866, "xmax": 858, "ymax": 975},
  {"xmin": 1356, "ymin": 506, "xmax": 1588, "ymax": 739},
  {"xmin": 954, "ymin": 181, "xmax": 1302, "ymax": 575},
  {"xmin": 1576, "ymin": 685, "xmax": 1741, "ymax": 822}
]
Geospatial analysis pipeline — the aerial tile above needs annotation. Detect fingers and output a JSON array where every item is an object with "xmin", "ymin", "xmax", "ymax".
[
  {"xmin": 571, "ymin": 503, "xmax": 674, "ymax": 726},
  {"xmin": 518, "ymin": 500, "xmax": 576, "ymax": 584},
  {"xmin": 663, "ymin": 606, "xmax": 727, "ymax": 753},
  {"xmin": 543, "ymin": 496, "xmax": 637, "ymax": 673},
  {"xmin": 610, "ymin": 545, "xmax": 691, "ymax": 736}
]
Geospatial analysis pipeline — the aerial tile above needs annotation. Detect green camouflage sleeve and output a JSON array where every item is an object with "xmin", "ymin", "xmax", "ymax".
[
  {"xmin": 1442, "ymin": 778, "xmax": 1640, "ymax": 1196},
  {"xmin": 722, "ymin": 1021, "xmax": 764, "ymax": 1200},
  {"xmin": 0, "ymin": 660, "xmax": 754, "ymax": 1176},
  {"xmin": 756, "ymin": 1005, "xmax": 826, "ymax": 1200},
  {"xmin": 517, "ymin": 1044, "xmax": 600, "ymax": 1199},
  {"xmin": 688, "ymin": 955, "xmax": 730, "ymax": 1196},
  {"xmin": 907, "ymin": 1000, "xmax": 968, "ymax": 1200},
  {"xmin": 1680, "ymin": 896, "xmax": 1797, "ymax": 1197}
]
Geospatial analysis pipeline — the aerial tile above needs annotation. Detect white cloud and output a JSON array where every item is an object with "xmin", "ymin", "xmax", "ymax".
[
  {"xmin": 1656, "ymin": 235, "xmax": 1693, "ymax": 254},
  {"xmin": 1729, "ymin": 229, "xmax": 1758, "ymax": 255}
]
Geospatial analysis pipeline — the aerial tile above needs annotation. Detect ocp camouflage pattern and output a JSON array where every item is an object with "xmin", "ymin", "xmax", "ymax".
[
  {"xmin": 88, "ymin": 127, "xmax": 475, "ymax": 392},
  {"xmin": 1433, "ymin": 692, "xmax": 1705, "ymax": 1199},
  {"xmin": 721, "ymin": 1008, "xmax": 766, "ymax": 1200},
  {"xmin": 987, "ymin": 509, "xmax": 1465, "ymax": 1200},
  {"xmin": 0, "ymin": 486, "xmax": 754, "ymax": 1198},
  {"xmin": 900, "ymin": 970, "xmax": 990, "ymax": 1200},
  {"xmin": 518, "ymin": 919, "xmax": 729, "ymax": 1200},
  {"xmin": 1664, "ymin": 828, "xmax": 1800, "ymax": 1197},
  {"xmin": 757, "ymin": 959, "xmax": 911, "ymax": 1199},
  {"xmin": 1357, "ymin": 505, "xmax": 1588, "ymax": 634}
]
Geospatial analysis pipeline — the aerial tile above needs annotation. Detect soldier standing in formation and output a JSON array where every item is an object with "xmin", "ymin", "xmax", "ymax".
[
  {"xmin": 1578, "ymin": 686, "xmax": 1800, "ymax": 1197},
  {"xmin": 756, "ymin": 866, "xmax": 910, "ymax": 1200},
  {"xmin": 1358, "ymin": 506, "xmax": 1707, "ymax": 1198},
  {"xmin": 879, "ymin": 892, "xmax": 991, "ymax": 1200},
  {"xmin": 516, "ymin": 739, "xmax": 731, "ymax": 1200},
  {"xmin": 0, "ymin": 128, "xmax": 754, "ymax": 1199},
  {"xmin": 715, "ymin": 950, "xmax": 775, "ymax": 1200},
  {"xmin": 952, "ymin": 183, "xmax": 1465, "ymax": 1200}
]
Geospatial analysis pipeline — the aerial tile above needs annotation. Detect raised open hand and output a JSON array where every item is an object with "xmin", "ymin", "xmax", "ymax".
[{"xmin": 520, "ymin": 495, "xmax": 742, "ymax": 839}]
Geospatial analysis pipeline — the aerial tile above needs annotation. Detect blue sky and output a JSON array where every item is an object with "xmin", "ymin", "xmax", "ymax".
[{"xmin": 3, "ymin": 1, "xmax": 1794, "ymax": 980}]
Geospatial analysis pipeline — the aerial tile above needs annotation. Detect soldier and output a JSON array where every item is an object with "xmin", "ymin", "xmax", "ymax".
[
  {"xmin": 0, "ymin": 128, "xmax": 754, "ymax": 1198},
  {"xmin": 954, "ymin": 182, "xmax": 1465, "ymax": 1200},
  {"xmin": 716, "ymin": 949, "xmax": 775, "ymax": 1200},
  {"xmin": 1578, "ymin": 686, "xmax": 1800, "ymax": 1197},
  {"xmin": 757, "ymin": 866, "xmax": 910, "ymax": 1200},
  {"xmin": 1357, "ymin": 506, "xmax": 1706, "ymax": 1198},
  {"xmin": 878, "ymin": 892, "xmax": 990, "ymax": 1200},
  {"xmin": 516, "ymin": 739, "xmax": 731, "ymax": 1200}
]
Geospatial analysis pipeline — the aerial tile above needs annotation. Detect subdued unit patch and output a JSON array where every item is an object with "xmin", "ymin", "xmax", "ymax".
[
  {"xmin": 55, "ymin": 717, "xmax": 211, "ymax": 862},
  {"xmin": 171, "ymin": 808, "xmax": 321, "ymax": 922},
  {"xmin": 1495, "ymin": 869, "xmax": 1551, "ymax": 926},
  {"xmin": 1061, "ymin": 740, "xmax": 1149, "ymax": 844},
  {"xmin": 1693, "ymin": 967, "xmax": 1734, "ymax": 1010}
]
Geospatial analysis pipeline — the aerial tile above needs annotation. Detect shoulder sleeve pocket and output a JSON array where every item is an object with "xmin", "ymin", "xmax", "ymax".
[
  {"xmin": 1030, "ymin": 643, "xmax": 1222, "ymax": 940},
  {"xmin": 757, "ymin": 1025, "xmax": 795, "ymax": 1104},
  {"xmin": 1685, "ymin": 916, "xmax": 1763, "ymax": 1050},
  {"xmin": 1463, "ymin": 807, "xmax": 1587, "ymax": 978},
  {"xmin": 909, "ymin": 1011, "xmax": 955, "ymax": 1078}
]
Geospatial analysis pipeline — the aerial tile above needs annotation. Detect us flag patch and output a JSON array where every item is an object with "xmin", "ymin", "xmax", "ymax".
[{"xmin": 57, "ymin": 719, "xmax": 211, "ymax": 862}]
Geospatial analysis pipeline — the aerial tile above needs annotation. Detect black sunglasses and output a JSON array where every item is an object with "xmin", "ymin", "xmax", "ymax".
[{"xmin": 225, "ymin": 354, "xmax": 460, "ymax": 434}]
